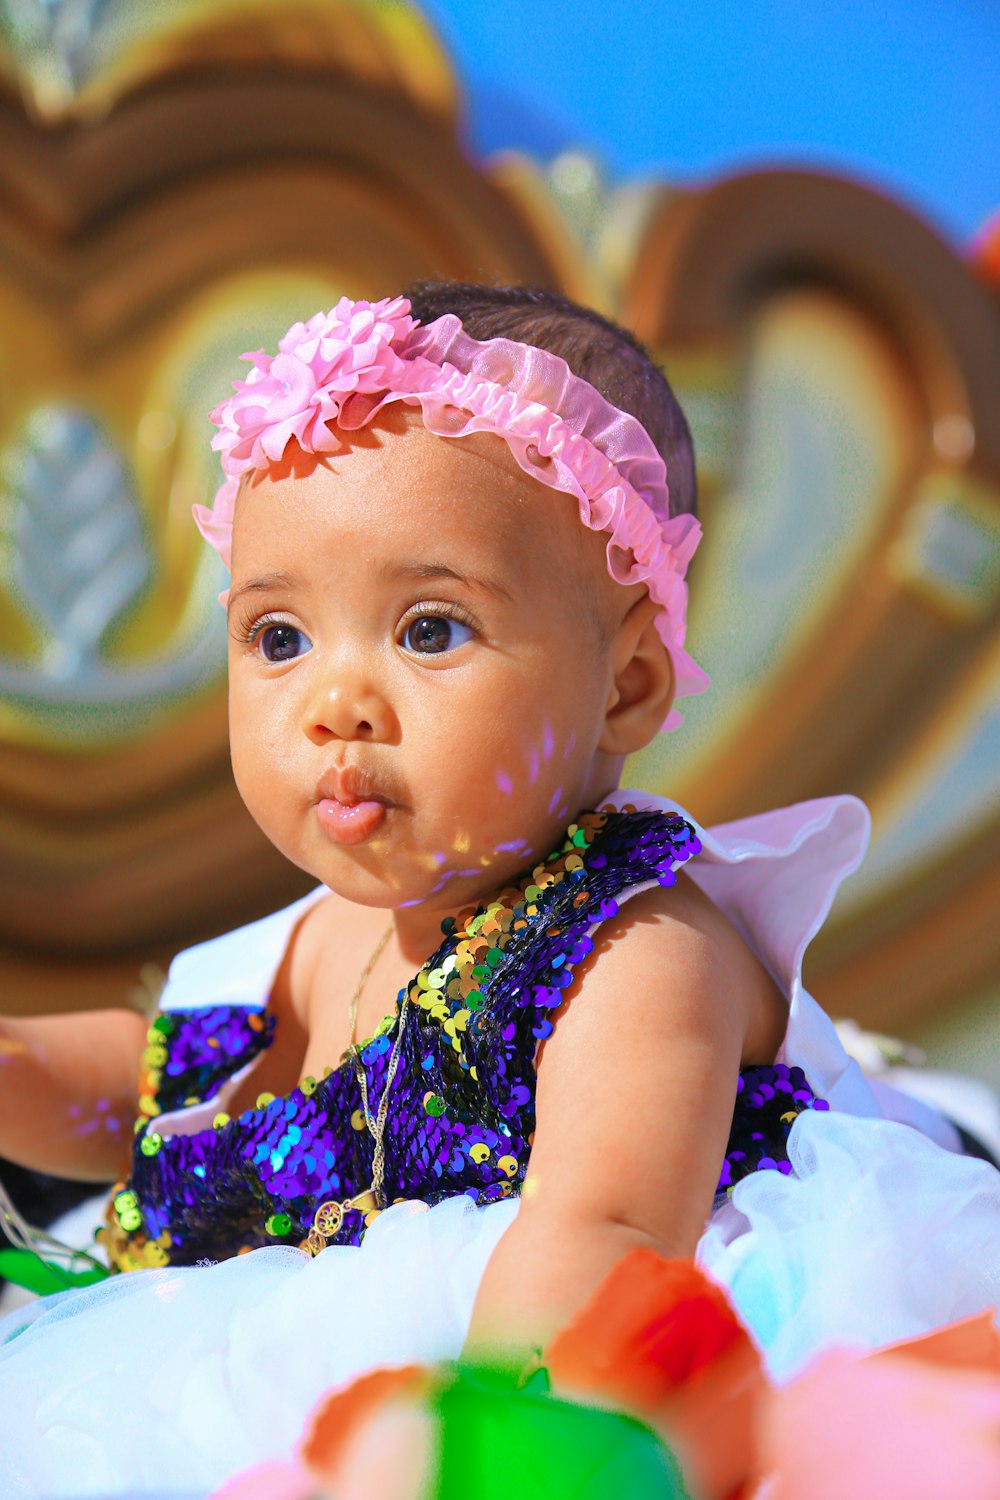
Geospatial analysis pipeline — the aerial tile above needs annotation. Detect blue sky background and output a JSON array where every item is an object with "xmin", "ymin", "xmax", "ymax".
[{"xmin": 418, "ymin": 0, "xmax": 999, "ymax": 248}]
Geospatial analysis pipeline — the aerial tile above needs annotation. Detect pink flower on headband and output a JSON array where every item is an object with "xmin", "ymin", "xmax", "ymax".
[
  {"xmin": 197, "ymin": 295, "xmax": 710, "ymax": 730},
  {"xmin": 209, "ymin": 297, "xmax": 418, "ymax": 477}
]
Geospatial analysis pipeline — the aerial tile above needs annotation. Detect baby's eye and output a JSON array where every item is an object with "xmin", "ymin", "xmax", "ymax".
[
  {"xmin": 402, "ymin": 614, "xmax": 474, "ymax": 655},
  {"xmin": 258, "ymin": 624, "xmax": 311, "ymax": 662}
]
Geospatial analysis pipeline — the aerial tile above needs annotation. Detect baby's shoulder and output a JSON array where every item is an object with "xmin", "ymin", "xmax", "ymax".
[
  {"xmin": 553, "ymin": 871, "xmax": 787, "ymax": 1067},
  {"xmin": 619, "ymin": 868, "xmax": 752, "ymax": 962}
]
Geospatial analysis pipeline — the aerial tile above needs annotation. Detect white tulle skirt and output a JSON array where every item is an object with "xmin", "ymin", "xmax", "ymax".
[
  {"xmin": 697, "ymin": 1109, "xmax": 1000, "ymax": 1382},
  {"xmin": 1, "ymin": 1110, "xmax": 999, "ymax": 1499},
  {"xmin": 0, "ymin": 1195, "xmax": 519, "ymax": 1499}
]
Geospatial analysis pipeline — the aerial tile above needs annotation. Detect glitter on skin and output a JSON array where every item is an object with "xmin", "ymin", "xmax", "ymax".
[
  {"xmin": 542, "ymin": 722, "xmax": 555, "ymax": 761},
  {"xmin": 495, "ymin": 768, "xmax": 514, "ymax": 796},
  {"xmin": 399, "ymin": 871, "xmax": 456, "ymax": 907},
  {"xmin": 418, "ymin": 852, "xmax": 448, "ymax": 871},
  {"xmin": 548, "ymin": 786, "xmax": 564, "ymax": 816}
]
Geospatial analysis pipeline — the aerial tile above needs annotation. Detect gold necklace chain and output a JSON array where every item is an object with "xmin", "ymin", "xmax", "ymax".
[
  {"xmin": 354, "ymin": 988, "xmax": 410, "ymax": 1206},
  {"xmin": 299, "ymin": 920, "xmax": 401, "ymax": 1256},
  {"xmin": 347, "ymin": 921, "xmax": 393, "ymax": 1048}
]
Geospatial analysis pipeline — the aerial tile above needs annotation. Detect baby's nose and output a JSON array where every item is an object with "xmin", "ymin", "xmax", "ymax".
[{"xmin": 302, "ymin": 669, "xmax": 394, "ymax": 744}]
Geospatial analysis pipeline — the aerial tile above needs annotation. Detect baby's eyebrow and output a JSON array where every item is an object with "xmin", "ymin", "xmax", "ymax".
[
  {"xmin": 227, "ymin": 571, "xmax": 300, "ymax": 612},
  {"xmin": 383, "ymin": 561, "xmax": 516, "ymax": 604}
]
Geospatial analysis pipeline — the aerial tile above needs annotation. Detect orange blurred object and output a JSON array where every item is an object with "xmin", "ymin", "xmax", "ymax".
[
  {"xmin": 300, "ymin": 1364, "xmax": 435, "ymax": 1478},
  {"xmin": 545, "ymin": 1250, "xmax": 766, "ymax": 1500}
]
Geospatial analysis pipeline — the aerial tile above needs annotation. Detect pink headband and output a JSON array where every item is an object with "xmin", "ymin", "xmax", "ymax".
[{"xmin": 195, "ymin": 295, "xmax": 709, "ymax": 731}]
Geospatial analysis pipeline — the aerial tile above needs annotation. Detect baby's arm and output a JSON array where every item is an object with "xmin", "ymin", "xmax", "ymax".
[
  {"xmin": 463, "ymin": 879, "xmax": 758, "ymax": 1365},
  {"xmin": 0, "ymin": 1009, "xmax": 148, "ymax": 1182}
]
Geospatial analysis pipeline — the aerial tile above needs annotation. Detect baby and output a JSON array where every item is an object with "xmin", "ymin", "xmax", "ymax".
[
  {"xmin": 211, "ymin": 282, "xmax": 787, "ymax": 1354},
  {"xmin": 1, "ymin": 281, "xmax": 997, "ymax": 1497}
]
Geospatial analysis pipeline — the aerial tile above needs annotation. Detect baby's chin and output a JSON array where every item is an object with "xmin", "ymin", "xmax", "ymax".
[{"xmin": 301, "ymin": 840, "xmax": 531, "ymax": 922}]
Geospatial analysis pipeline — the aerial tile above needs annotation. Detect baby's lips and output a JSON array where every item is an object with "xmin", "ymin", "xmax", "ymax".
[
  {"xmin": 315, "ymin": 764, "xmax": 393, "ymax": 808},
  {"xmin": 315, "ymin": 798, "xmax": 388, "ymax": 846}
]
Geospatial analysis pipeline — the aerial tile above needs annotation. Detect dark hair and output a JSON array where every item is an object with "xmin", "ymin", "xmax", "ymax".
[{"xmin": 401, "ymin": 280, "xmax": 696, "ymax": 519}]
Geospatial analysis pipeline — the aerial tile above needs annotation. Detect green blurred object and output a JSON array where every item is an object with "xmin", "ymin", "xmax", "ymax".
[
  {"xmin": 0, "ymin": 1247, "xmax": 109, "ymax": 1295},
  {"xmin": 435, "ymin": 1365, "xmax": 691, "ymax": 1500}
]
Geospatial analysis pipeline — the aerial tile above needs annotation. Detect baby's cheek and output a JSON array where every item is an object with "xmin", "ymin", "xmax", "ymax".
[
  {"xmin": 229, "ymin": 740, "xmax": 268, "ymax": 828},
  {"xmin": 229, "ymin": 698, "xmax": 283, "ymax": 823}
]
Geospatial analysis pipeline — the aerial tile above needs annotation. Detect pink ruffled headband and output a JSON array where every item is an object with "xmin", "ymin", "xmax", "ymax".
[{"xmin": 195, "ymin": 295, "xmax": 709, "ymax": 731}]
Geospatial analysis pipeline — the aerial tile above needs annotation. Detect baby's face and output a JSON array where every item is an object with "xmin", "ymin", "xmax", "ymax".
[{"xmin": 227, "ymin": 410, "xmax": 624, "ymax": 923}]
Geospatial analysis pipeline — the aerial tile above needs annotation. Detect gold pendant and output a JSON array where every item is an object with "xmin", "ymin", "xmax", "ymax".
[
  {"xmin": 312, "ymin": 1199, "xmax": 345, "ymax": 1239},
  {"xmin": 348, "ymin": 1188, "xmax": 380, "ymax": 1216},
  {"xmin": 298, "ymin": 1230, "xmax": 327, "ymax": 1257},
  {"xmin": 298, "ymin": 1187, "xmax": 384, "ymax": 1257}
]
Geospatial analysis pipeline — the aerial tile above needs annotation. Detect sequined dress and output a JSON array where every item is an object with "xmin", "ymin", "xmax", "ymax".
[
  {"xmin": 95, "ymin": 801, "xmax": 828, "ymax": 1273},
  {"xmin": 1, "ymin": 789, "xmax": 998, "ymax": 1500}
]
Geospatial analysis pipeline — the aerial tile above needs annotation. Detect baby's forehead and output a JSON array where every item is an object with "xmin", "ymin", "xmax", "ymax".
[
  {"xmin": 235, "ymin": 416, "xmax": 575, "ymax": 554},
  {"xmin": 231, "ymin": 413, "xmax": 628, "ymax": 640}
]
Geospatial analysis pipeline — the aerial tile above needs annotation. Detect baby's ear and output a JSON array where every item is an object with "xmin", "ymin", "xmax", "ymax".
[{"xmin": 598, "ymin": 595, "xmax": 675, "ymax": 756}]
